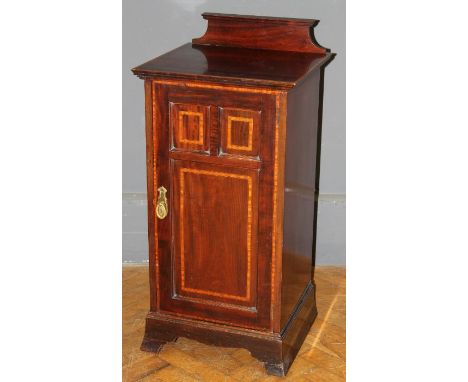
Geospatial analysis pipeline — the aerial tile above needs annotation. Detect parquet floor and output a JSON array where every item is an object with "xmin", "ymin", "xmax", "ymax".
[{"xmin": 123, "ymin": 265, "xmax": 345, "ymax": 381}]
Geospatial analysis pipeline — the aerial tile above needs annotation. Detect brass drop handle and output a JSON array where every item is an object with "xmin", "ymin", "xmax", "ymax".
[{"xmin": 156, "ymin": 186, "xmax": 168, "ymax": 220}]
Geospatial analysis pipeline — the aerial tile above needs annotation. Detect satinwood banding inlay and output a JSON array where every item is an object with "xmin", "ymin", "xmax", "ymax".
[{"xmin": 227, "ymin": 115, "xmax": 254, "ymax": 151}]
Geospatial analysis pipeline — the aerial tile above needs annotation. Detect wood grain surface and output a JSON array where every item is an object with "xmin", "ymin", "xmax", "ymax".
[{"xmin": 192, "ymin": 13, "xmax": 327, "ymax": 54}]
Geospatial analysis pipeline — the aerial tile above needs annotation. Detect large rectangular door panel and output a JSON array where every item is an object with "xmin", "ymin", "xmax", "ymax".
[
  {"xmin": 158, "ymin": 160, "xmax": 271, "ymax": 329},
  {"xmin": 174, "ymin": 160, "xmax": 257, "ymax": 305}
]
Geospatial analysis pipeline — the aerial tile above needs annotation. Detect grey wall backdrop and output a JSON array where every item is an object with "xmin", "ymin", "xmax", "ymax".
[{"xmin": 123, "ymin": 0, "xmax": 345, "ymax": 265}]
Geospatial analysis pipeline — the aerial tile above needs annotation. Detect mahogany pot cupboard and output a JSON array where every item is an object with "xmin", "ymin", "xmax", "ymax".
[{"xmin": 132, "ymin": 13, "xmax": 335, "ymax": 376}]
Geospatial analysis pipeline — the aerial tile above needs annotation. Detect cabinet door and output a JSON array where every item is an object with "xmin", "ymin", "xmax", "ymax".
[{"xmin": 150, "ymin": 82, "xmax": 277, "ymax": 330}]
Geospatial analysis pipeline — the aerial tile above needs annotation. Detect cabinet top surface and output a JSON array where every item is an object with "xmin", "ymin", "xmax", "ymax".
[
  {"xmin": 132, "ymin": 43, "xmax": 333, "ymax": 89},
  {"xmin": 132, "ymin": 13, "xmax": 334, "ymax": 89}
]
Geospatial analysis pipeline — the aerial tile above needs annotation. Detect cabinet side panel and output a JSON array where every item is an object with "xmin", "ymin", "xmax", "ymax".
[{"xmin": 281, "ymin": 70, "xmax": 321, "ymax": 329}]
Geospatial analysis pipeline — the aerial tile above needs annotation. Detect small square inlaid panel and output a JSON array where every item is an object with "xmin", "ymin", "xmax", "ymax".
[
  {"xmin": 220, "ymin": 108, "xmax": 261, "ymax": 158},
  {"xmin": 170, "ymin": 103, "xmax": 210, "ymax": 153}
]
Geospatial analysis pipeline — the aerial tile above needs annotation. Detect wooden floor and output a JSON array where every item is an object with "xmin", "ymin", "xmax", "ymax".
[{"xmin": 123, "ymin": 265, "xmax": 345, "ymax": 381}]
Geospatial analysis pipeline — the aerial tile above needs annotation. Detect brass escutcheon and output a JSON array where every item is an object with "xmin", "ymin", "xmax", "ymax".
[{"xmin": 156, "ymin": 186, "xmax": 168, "ymax": 219}]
